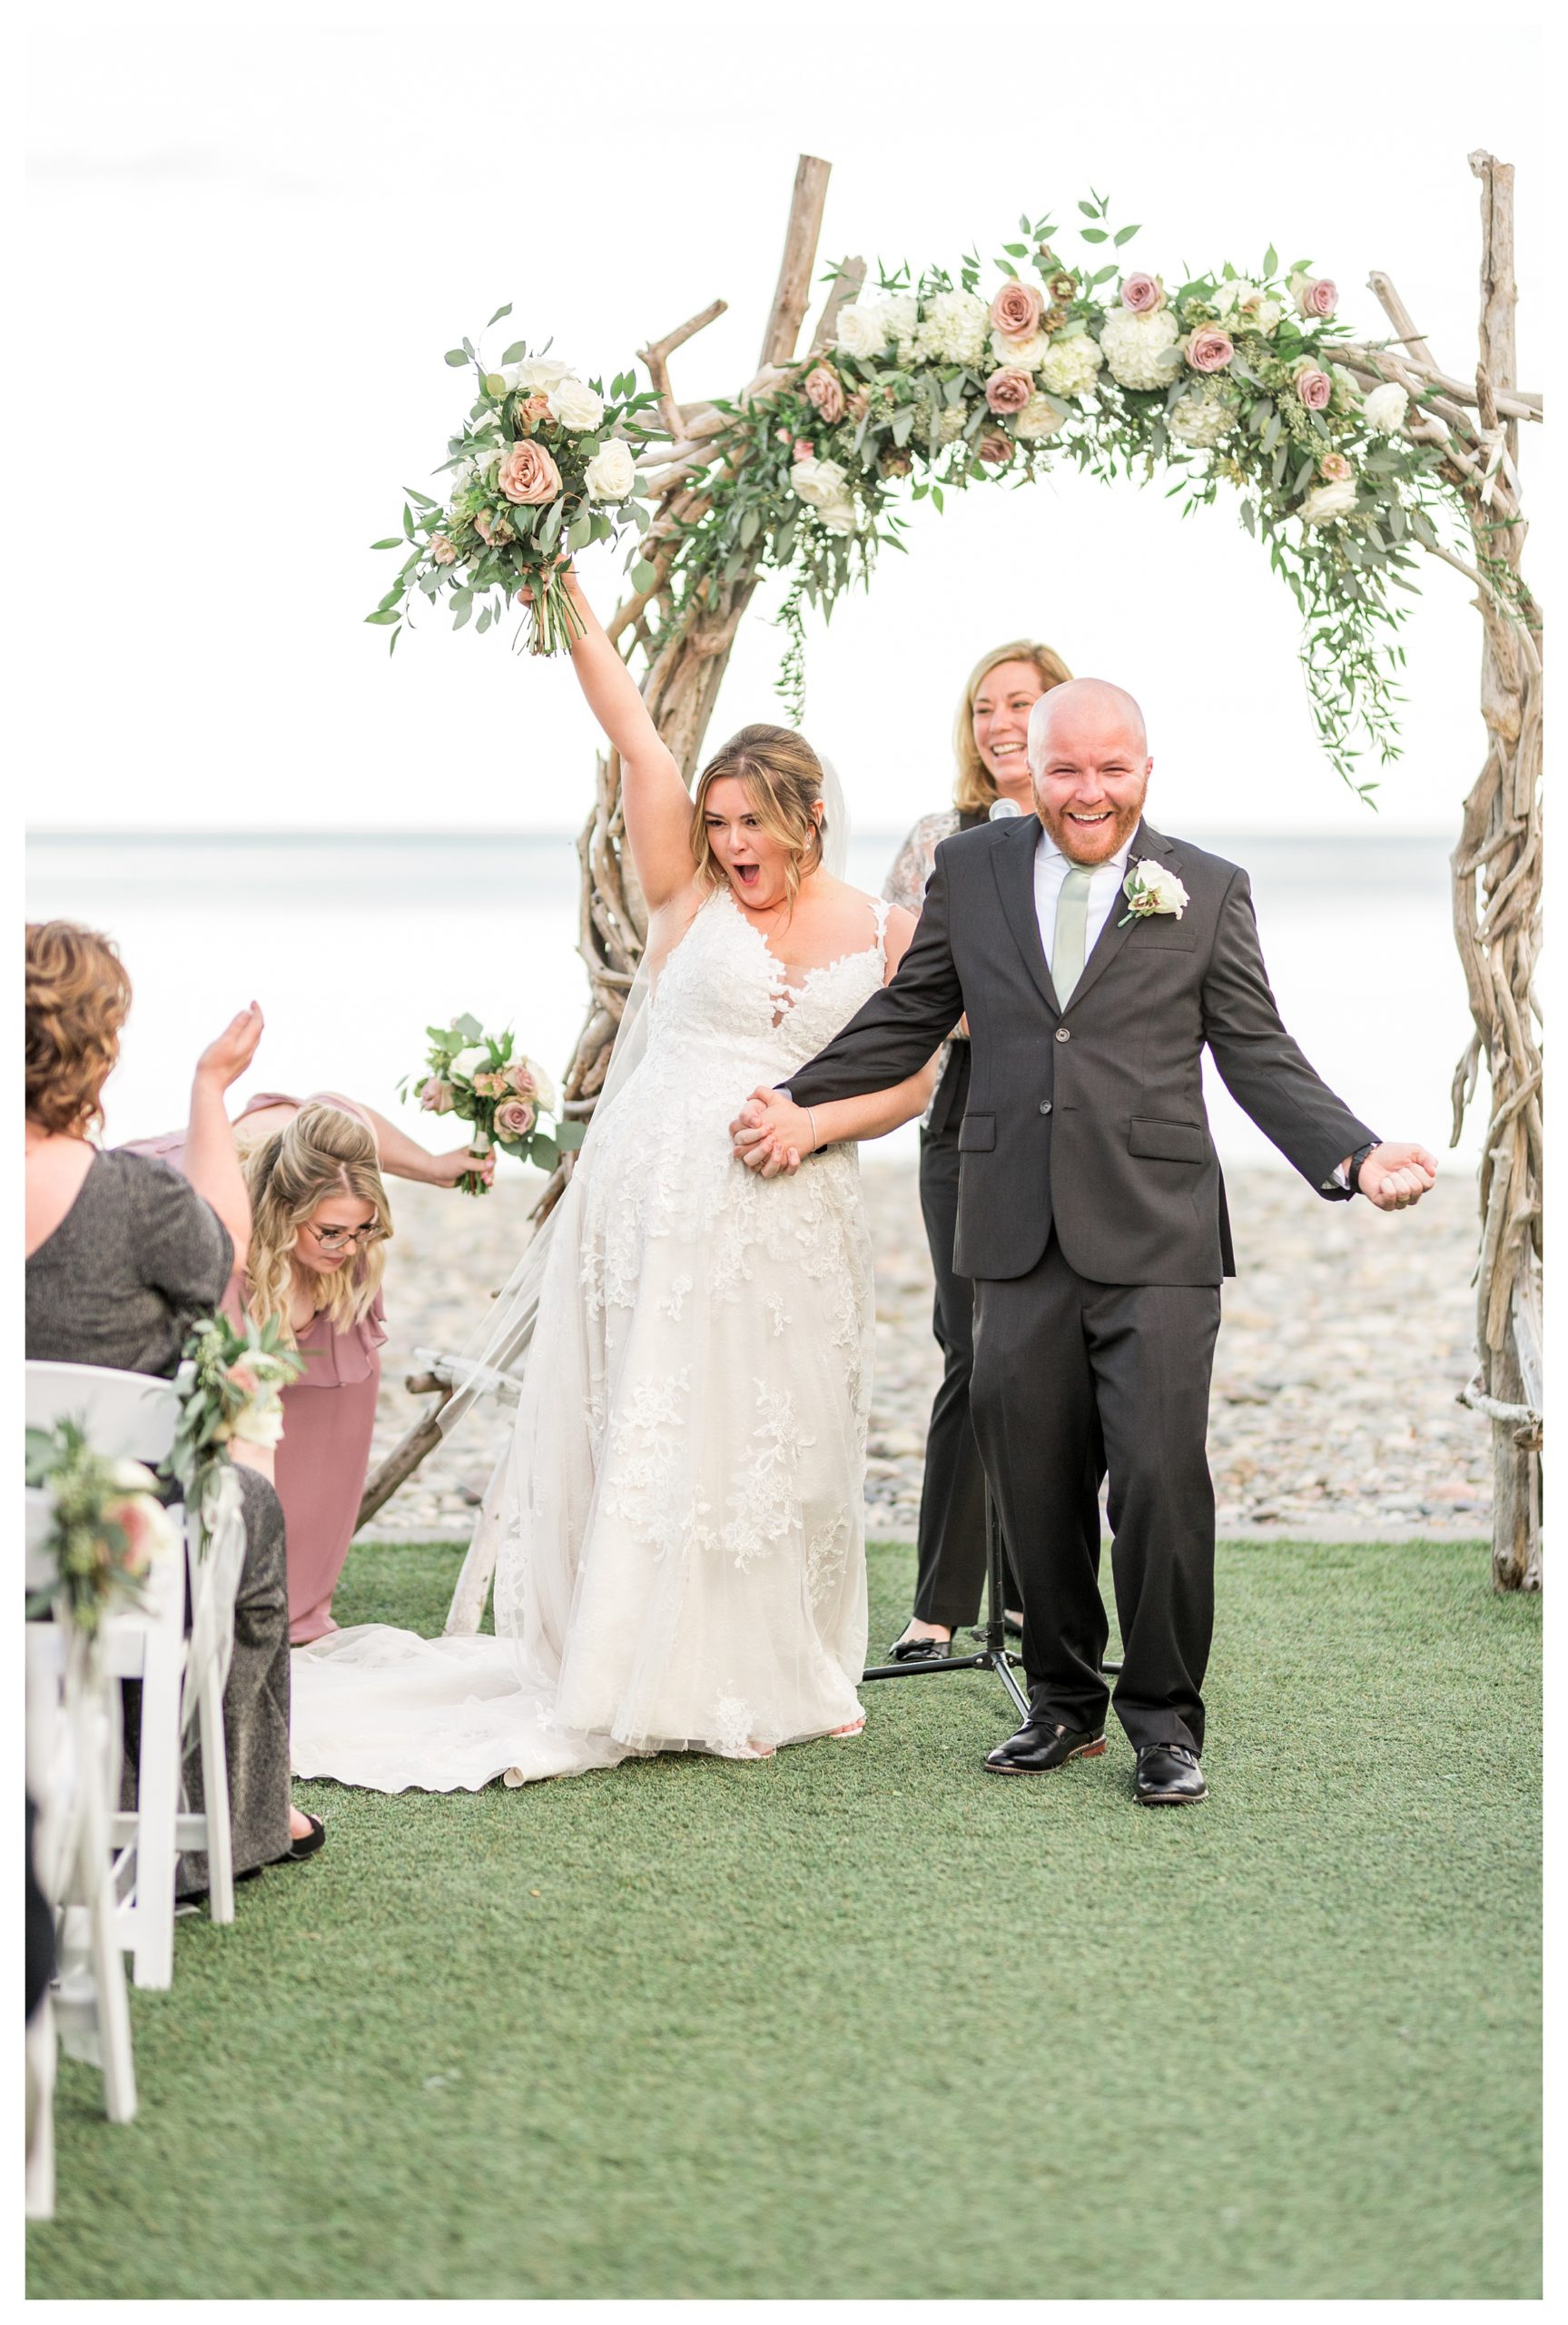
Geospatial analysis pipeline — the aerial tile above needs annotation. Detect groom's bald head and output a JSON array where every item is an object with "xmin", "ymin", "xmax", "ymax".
[{"xmin": 1025, "ymin": 678, "xmax": 1153, "ymax": 866}]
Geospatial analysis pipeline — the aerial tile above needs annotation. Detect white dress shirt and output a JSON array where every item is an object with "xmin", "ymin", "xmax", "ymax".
[{"xmin": 1033, "ymin": 827, "xmax": 1135, "ymax": 987}]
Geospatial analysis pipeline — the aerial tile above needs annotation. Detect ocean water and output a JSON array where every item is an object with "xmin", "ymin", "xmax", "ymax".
[{"xmin": 25, "ymin": 829, "xmax": 1484, "ymax": 1170}]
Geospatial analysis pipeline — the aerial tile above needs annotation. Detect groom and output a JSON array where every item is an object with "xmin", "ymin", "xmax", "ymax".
[{"xmin": 735, "ymin": 678, "xmax": 1436, "ymax": 1805}]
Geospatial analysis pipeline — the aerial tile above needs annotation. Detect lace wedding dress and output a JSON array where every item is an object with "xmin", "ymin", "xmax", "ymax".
[{"xmin": 289, "ymin": 888, "xmax": 887, "ymax": 1790}]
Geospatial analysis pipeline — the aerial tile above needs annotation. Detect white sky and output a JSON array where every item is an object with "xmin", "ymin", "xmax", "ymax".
[{"xmin": 23, "ymin": 5, "xmax": 1544, "ymax": 840}]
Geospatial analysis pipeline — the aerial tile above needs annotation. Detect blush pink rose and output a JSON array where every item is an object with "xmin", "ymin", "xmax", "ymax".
[
  {"xmin": 794, "ymin": 437, "xmax": 815, "ymax": 461},
  {"xmin": 518, "ymin": 392, "xmax": 553, "ymax": 430},
  {"xmin": 1120, "ymin": 272, "xmax": 1165, "ymax": 313},
  {"xmin": 419, "ymin": 1077, "xmax": 456, "ymax": 1113},
  {"xmin": 989, "ymin": 281, "xmax": 1045, "ymax": 340},
  {"xmin": 429, "ymin": 535, "xmax": 458, "ymax": 566},
  {"xmin": 804, "ymin": 365, "xmax": 845, "ymax": 425},
  {"xmin": 470, "ymin": 1070, "xmax": 508, "ymax": 1098},
  {"xmin": 983, "ymin": 367, "xmax": 1033, "ymax": 414},
  {"xmin": 1186, "ymin": 327, "xmax": 1235, "ymax": 373},
  {"xmin": 225, "ymin": 1361, "xmax": 261, "ymax": 1399},
  {"xmin": 1295, "ymin": 366, "xmax": 1333, "ymax": 411},
  {"xmin": 506, "ymin": 1060, "xmax": 540, "ymax": 1098},
  {"xmin": 1318, "ymin": 450, "xmax": 1353, "ymax": 480},
  {"xmin": 775, "ymin": 427, "xmax": 794, "ymax": 445},
  {"xmin": 1296, "ymin": 275, "xmax": 1337, "ymax": 320},
  {"xmin": 977, "ymin": 430, "xmax": 1016, "ymax": 466},
  {"xmin": 495, "ymin": 1099, "xmax": 537, "ymax": 1140},
  {"xmin": 472, "ymin": 509, "xmax": 512, "ymax": 546},
  {"xmin": 106, "ymin": 1497, "xmax": 153, "ymax": 1576},
  {"xmin": 497, "ymin": 440, "xmax": 562, "ymax": 505},
  {"xmin": 846, "ymin": 388, "xmax": 870, "ymax": 420}
]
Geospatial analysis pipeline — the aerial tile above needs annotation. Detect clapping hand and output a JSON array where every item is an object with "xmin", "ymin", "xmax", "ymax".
[
  {"xmin": 729, "ymin": 1088, "xmax": 814, "ymax": 1178},
  {"xmin": 1355, "ymin": 1142, "xmax": 1439, "ymax": 1211},
  {"xmin": 195, "ymin": 1003, "xmax": 264, "ymax": 1092}
]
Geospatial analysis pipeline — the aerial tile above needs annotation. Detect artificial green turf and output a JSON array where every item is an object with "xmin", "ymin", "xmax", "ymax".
[{"xmin": 28, "ymin": 1538, "xmax": 1539, "ymax": 2300}]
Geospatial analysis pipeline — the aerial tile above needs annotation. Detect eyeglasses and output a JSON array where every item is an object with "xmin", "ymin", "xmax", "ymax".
[{"xmin": 305, "ymin": 1221, "xmax": 380, "ymax": 1252}]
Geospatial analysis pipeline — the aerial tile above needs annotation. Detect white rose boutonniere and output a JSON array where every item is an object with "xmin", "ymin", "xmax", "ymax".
[{"xmin": 1118, "ymin": 858, "xmax": 1190, "ymax": 928}]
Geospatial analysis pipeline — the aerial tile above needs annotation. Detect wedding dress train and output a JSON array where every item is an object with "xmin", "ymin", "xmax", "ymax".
[{"xmin": 289, "ymin": 889, "xmax": 887, "ymax": 1790}]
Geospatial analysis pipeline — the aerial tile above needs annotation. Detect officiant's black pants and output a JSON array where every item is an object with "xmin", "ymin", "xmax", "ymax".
[{"xmin": 970, "ymin": 1232, "xmax": 1220, "ymax": 1755}]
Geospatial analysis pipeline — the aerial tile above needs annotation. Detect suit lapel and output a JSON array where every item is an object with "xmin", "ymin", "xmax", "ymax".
[
  {"xmin": 989, "ymin": 816, "xmax": 1060, "ymax": 1015},
  {"xmin": 1065, "ymin": 820, "xmax": 1177, "ymax": 1011}
]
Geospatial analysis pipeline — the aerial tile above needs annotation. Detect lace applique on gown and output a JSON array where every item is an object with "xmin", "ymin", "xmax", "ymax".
[{"xmin": 289, "ymin": 889, "xmax": 888, "ymax": 1791}]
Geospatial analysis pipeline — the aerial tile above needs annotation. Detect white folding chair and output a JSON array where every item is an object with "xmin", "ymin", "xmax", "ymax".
[
  {"xmin": 26, "ymin": 1490, "xmax": 138, "ymax": 2219},
  {"xmin": 25, "ymin": 1360, "xmax": 239, "ymax": 1988}
]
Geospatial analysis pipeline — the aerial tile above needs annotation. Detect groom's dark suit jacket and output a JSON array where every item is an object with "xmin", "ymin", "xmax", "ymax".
[{"xmin": 787, "ymin": 814, "xmax": 1375, "ymax": 1288}]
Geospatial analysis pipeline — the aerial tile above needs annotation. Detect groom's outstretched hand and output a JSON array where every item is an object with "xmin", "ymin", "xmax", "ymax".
[{"xmin": 1353, "ymin": 1141, "xmax": 1439, "ymax": 1211}]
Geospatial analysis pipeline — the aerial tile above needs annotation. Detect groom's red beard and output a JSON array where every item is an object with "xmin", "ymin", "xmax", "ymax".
[{"xmin": 1036, "ymin": 791, "xmax": 1147, "ymax": 866}]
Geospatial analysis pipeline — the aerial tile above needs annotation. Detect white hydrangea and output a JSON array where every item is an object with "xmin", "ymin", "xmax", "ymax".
[
  {"xmin": 881, "ymin": 293, "xmax": 920, "ymax": 358},
  {"xmin": 989, "ymin": 325, "xmax": 1053, "ymax": 372},
  {"xmin": 1214, "ymin": 279, "xmax": 1284, "ymax": 335},
  {"xmin": 1100, "ymin": 306, "xmax": 1182, "ymax": 391},
  {"xmin": 547, "ymin": 375, "xmax": 605, "ymax": 431},
  {"xmin": 1166, "ymin": 391, "xmax": 1236, "ymax": 448},
  {"xmin": 1039, "ymin": 331, "xmax": 1105, "ymax": 400},
  {"xmin": 789, "ymin": 455, "xmax": 851, "ymax": 510},
  {"xmin": 834, "ymin": 302, "xmax": 889, "ymax": 360},
  {"xmin": 1299, "ymin": 477, "xmax": 1359, "ymax": 525},
  {"xmin": 1013, "ymin": 393, "xmax": 1065, "ymax": 442},
  {"xmin": 1362, "ymin": 382, "xmax": 1409, "ymax": 434},
  {"xmin": 913, "ymin": 289, "xmax": 991, "ymax": 367}
]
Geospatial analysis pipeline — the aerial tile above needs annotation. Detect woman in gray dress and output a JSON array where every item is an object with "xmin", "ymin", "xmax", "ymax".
[{"xmin": 25, "ymin": 920, "xmax": 320, "ymax": 1890}]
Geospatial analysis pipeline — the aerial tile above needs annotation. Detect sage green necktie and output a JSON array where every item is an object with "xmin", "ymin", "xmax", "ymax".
[{"xmin": 1051, "ymin": 865, "xmax": 1094, "ymax": 1004}]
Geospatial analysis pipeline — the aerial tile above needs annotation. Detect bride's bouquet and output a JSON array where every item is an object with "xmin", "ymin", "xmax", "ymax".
[
  {"xmin": 403, "ymin": 1015, "xmax": 583, "ymax": 1195},
  {"xmin": 368, "ymin": 312, "xmax": 662, "ymax": 656}
]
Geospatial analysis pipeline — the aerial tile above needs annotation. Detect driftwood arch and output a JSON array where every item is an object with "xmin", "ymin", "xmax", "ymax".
[{"xmin": 363, "ymin": 152, "xmax": 1542, "ymax": 1592}]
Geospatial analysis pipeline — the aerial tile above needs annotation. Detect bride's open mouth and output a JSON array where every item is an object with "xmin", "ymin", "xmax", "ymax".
[{"xmin": 733, "ymin": 863, "xmax": 760, "ymax": 889}]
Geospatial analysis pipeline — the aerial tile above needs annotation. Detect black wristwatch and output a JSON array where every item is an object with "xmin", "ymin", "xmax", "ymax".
[{"xmin": 1346, "ymin": 1139, "xmax": 1380, "ymax": 1195}]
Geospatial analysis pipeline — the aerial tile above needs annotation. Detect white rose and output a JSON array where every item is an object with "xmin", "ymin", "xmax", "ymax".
[
  {"xmin": 238, "ymin": 1402, "xmax": 286, "ymax": 1450},
  {"xmin": 1100, "ymin": 306, "xmax": 1182, "ymax": 392},
  {"xmin": 1166, "ymin": 391, "xmax": 1236, "ymax": 448},
  {"xmin": 547, "ymin": 376, "xmax": 605, "ymax": 431},
  {"xmin": 1123, "ymin": 859, "xmax": 1190, "ymax": 918},
  {"xmin": 989, "ymin": 326, "xmax": 1053, "ymax": 372},
  {"xmin": 584, "ymin": 440, "xmax": 637, "ymax": 502},
  {"xmin": 818, "ymin": 498, "xmax": 859, "ymax": 534},
  {"xmin": 1299, "ymin": 477, "xmax": 1359, "ymax": 525},
  {"xmin": 882, "ymin": 293, "xmax": 920, "ymax": 358},
  {"xmin": 449, "ymin": 1045, "xmax": 489, "ymax": 1084},
  {"xmin": 788, "ymin": 455, "xmax": 850, "ymax": 510},
  {"xmin": 913, "ymin": 289, "xmax": 990, "ymax": 367},
  {"xmin": 1039, "ymin": 331, "xmax": 1105, "ymax": 400},
  {"xmin": 507, "ymin": 358, "xmax": 573, "ymax": 391},
  {"xmin": 1013, "ymin": 393, "xmax": 1065, "ymax": 442},
  {"xmin": 834, "ymin": 302, "xmax": 888, "ymax": 360},
  {"xmin": 1362, "ymin": 383, "xmax": 1409, "ymax": 435}
]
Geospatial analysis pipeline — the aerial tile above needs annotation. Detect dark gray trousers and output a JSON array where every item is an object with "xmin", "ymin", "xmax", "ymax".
[{"xmin": 970, "ymin": 1232, "xmax": 1220, "ymax": 1754}]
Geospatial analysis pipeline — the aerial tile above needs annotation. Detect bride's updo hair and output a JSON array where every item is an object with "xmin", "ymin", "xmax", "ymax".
[
  {"xmin": 242, "ymin": 1103, "xmax": 391, "ymax": 1345},
  {"xmin": 690, "ymin": 724, "xmax": 827, "ymax": 907}
]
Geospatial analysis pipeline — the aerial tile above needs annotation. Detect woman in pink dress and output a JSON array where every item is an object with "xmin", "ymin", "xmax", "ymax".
[{"xmin": 133, "ymin": 1089, "xmax": 488, "ymax": 1642}]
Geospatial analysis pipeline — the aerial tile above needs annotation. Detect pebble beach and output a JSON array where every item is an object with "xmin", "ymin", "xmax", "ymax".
[{"xmin": 365, "ymin": 1156, "xmax": 1490, "ymax": 1548}]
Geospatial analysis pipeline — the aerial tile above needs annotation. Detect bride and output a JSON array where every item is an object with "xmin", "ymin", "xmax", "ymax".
[{"xmin": 290, "ymin": 573, "xmax": 938, "ymax": 1789}]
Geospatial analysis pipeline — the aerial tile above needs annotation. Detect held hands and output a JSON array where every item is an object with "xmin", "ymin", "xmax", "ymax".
[
  {"xmin": 1354, "ymin": 1141, "xmax": 1439, "ymax": 1211},
  {"xmin": 729, "ymin": 1088, "xmax": 816, "ymax": 1178},
  {"xmin": 195, "ymin": 1003, "xmax": 264, "ymax": 1093}
]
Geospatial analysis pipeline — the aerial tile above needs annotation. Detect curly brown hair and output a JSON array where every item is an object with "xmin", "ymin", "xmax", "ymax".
[
  {"xmin": 690, "ymin": 724, "xmax": 827, "ymax": 909},
  {"xmin": 25, "ymin": 922, "xmax": 133, "ymax": 1136},
  {"xmin": 242, "ymin": 1103, "xmax": 391, "ymax": 1345}
]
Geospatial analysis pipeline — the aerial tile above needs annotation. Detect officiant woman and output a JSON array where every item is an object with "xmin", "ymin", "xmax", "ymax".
[{"xmin": 881, "ymin": 637, "xmax": 1071, "ymax": 1659}]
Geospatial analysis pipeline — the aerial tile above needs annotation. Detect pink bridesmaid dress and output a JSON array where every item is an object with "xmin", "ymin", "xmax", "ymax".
[{"xmin": 127, "ymin": 1091, "xmax": 388, "ymax": 1644}]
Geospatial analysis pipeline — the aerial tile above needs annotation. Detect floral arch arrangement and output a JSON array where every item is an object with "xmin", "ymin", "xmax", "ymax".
[{"xmin": 364, "ymin": 155, "xmax": 1542, "ymax": 1593}]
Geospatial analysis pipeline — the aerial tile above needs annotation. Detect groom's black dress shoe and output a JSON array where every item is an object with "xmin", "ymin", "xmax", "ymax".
[
  {"xmin": 1134, "ymin": 1744, "xmax": 1208, "ymax": 1806},
  {"xmin": 984, "ymin": 1716, "xmax": 1107, "ymax": 1774}
]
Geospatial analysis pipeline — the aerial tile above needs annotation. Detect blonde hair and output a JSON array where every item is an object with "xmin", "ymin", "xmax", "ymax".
[
  {"xmin": 952, "ymin": 638, "xmax": 1074, "ymax": 815},
  {"xmin": 25, "ymin": 921, "xmax": 133, "ymax": 1137},
  {"xmin": 242, "ymin": 1103, "xmax": 391, "ymax": 1345},
  {"xmin": 690, "ymin": 724, "xmax": 826, "ymax": 909}
]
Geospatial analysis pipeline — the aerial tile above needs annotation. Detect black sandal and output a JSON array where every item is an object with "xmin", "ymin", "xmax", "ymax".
[
  {"xmin": 887, "ymin": 1628, "xmax": 954, "ymax": 1661},
  {"xmin": 279, "ymin": 1813, "xmax": 326, "ymax": 1864}
]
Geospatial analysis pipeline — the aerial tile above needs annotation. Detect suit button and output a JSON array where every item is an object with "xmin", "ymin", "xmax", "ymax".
[
  {"xmin": 1055, "ymin": 1026, "xmax": 1071, "ymax": 1044},
  {"xmin": 1039, "ymin": 1100, "xmax": 1052, "ymax": 1114}
]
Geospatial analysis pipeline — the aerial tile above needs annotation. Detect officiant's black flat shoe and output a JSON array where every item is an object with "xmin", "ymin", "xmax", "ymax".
[
  {"xmin": 887, "ymin": 1628, "xmax": 953, "ymax": 1660},
  {"xmin": 984, "ymin": 1717, "xmax": 1106, "ymax": 1775},
  {"xmin": 1134, "ymin": 1745, "xmax": 1208, "ymax": 1806},
  {"xmin": 278, "ymin": 1813, "xmax": 327, "ymax": 1862}
]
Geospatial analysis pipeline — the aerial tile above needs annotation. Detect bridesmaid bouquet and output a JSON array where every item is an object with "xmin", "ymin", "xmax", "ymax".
[
  {"xmin": 368, "ymin": 312, "xmax": 662, "ymax": 656},
  {"xmin": 25, "ymin": 1420, "xmax": 181, "ymax": 1639},
  {"xmin": 403, "ymin": 1015, "xmax": 583, "ymax": 1195}
]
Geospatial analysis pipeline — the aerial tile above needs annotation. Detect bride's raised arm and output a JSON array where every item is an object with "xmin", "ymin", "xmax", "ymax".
[{"xmin": 557, "ymin": 572, "xmax": 695, "ymax": 914}]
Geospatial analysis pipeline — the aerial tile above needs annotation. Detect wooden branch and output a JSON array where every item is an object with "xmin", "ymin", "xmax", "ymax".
[
  {"xmin": 758, "ymin": 154, "xmax": 832, "ymax": 369},
  {"xmin": 1471, "ymin": 152, "xmax": 1519, "ymax": 460},
  {"xmin": 638, "ymin": 297, "xmax": 728, "ymax": 440},
  {"xmin": 1366, "ymin": 271, "xmax": 1438, "ymax": 374},
  {"xmin": 809, "ymin": 256, "xmax": 866, "ymax": 355},
  {"xmin": 1338, "ymin": 341, "xmax": 1540, "ymax": 420}
]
